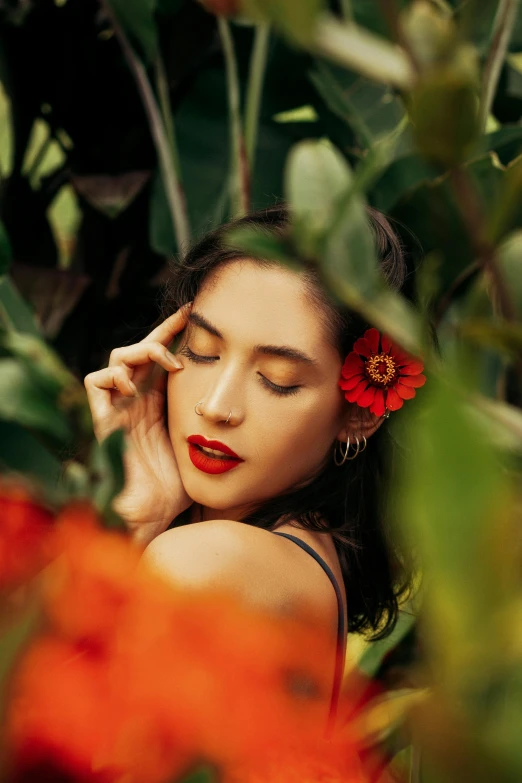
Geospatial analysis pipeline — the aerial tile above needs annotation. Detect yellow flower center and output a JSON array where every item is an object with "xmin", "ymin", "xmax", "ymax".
[{"xmin": 365, "ymin": 353, "xmax": 397, "ymax": 388}]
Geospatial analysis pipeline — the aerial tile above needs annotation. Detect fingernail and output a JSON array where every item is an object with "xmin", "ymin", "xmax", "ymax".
[
  {"xmin": 129, "ymin": 381, "xmax": 138, "ymax": 396},
  {"xmin": 167, "ymin": 353, "xmax": 183, "ymax": 369}
]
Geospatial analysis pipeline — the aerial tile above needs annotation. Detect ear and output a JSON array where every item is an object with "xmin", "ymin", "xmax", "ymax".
[{"xmin": 336, "ymin": 400, "xmax": 386, "ymax": 444}]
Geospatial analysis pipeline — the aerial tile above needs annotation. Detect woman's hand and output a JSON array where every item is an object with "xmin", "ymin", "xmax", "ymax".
[{"xmin": 84, "ymin": 304, "xmax": 192, "ymax": 545}]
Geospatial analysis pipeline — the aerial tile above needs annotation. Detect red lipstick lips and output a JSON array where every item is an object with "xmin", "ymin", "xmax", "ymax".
[{"xmin": 187, "ymin": 435, "xmax": 243, "ymax": 475}]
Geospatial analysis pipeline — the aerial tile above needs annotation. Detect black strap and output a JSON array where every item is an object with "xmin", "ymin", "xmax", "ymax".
[{"xmin": 272, "ymin": 531, "xmax": 346, "ymax": 736}]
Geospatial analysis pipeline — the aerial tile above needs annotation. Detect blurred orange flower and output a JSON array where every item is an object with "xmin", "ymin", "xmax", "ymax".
[
  {"xmin": 4, "ymin": 502, "xmax": 383, "ymax": 783},
  {"xmin": 0, "ymin": 484, "xmax": 55, "ymax": 591}
]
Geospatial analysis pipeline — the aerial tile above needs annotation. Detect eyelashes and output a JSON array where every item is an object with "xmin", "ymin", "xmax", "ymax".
[
  {"xmin": 179, "ymin": 345, "xmax": 301, "ymax": 398},
  {"xmin": 179, "ymin": 345, "xmax": 216, "ymax": 365}
]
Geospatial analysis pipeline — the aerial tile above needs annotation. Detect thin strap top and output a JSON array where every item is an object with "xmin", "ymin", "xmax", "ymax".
[{"xmin": 272, "ymin": 531, "xmax": 346, "ymax": 737}]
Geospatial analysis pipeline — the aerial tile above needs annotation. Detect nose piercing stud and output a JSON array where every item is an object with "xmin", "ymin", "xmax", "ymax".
[
  {"xmin": 195, "ymin": 401, "xmax": 204, "ymax": 416},
  {"xmin": 225, "ymin": 411, "xmax": 232, "ymax": 424}
]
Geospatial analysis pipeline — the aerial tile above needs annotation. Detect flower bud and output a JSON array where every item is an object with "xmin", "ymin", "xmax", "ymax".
[{"xmin": 407, "ymin": 48, "xmax": 480, "ymax": 167}]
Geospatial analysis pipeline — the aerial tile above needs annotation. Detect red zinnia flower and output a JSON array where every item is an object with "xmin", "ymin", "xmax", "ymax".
[{"xmin": 339, "ymin": 328, "xmax": 426, "ymax": 417}]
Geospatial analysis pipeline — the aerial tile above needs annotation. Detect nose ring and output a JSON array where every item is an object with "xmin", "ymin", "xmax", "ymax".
[
  {"xmin": 225, "ymin": 411, "xmax": 232, "ymax": 425},
  {"xmin": 195, "ymin": 401, "xmax": 204, "ymax": 416}
]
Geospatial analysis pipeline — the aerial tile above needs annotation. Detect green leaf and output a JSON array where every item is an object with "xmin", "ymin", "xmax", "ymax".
[
  {"xmin": 408, "ymin": 64, "xmax": 480, "ymax": 167},
  {"xmin": 358, "ymin": 609, "xmax": 417, "ymax": 677},
  {"xmin": 0, "ymin": 276, "xmax": 39, "ymax": 336},
  {"xmin": 149, "ymin": 168, "xmax": 177, "ymax": 257},
  {"xmin": 469, "ymin": 394, "xmax": 522, "ymax": 455},
  {"xmin": 285, "ymin": 139, "xmax": 353, "ymax": 255},
  {"xmin": 89, "ymin": 430, "xmax": 127, "ymax": 529},
  {"xmin": 392, "ymin": 371, "xmax": 510, "ymax": 678},
  {"xmin": 460, "ymin": 0, "xmax": 499, "ymax": 53},
  {"xmin": 225, "ymin": 225, "xmax": 300, "ymax": 269},
  {"xmin": 0, "ymin": 421, "xmax": 62, "ymax": 491},
  {"xmin": 286, "ymin": 139, "xmax": 422, "ymax": 351},
  {"xmin": 460, "ymin": 0, "xmax": 522, "ymax": 55},
  {"xmin": 458, "ymin": 318, "xmax": 522, "ymax": 357},
  {"xmin": 0, "ymin": 359, "xmax": 72, "ymax": 443},
  {"xmin": 313, "ymin": 14, "xmax": 415, "ymax": 89},
  {"xmin": 350, "ymin": 0, "xmax": 410, "ymax": 40},
  {"xmin": 331, "ymin": 279, "xmax": 423, "ymax": 354},
  {"xmin": 107, "ymin": 0, "xmax": 158, "ymax": 63},
  {"xmin": 310, "ymin": 61, "xmax": 409, "ymax": 154},
  {"xmin": 0, "ymin": 222, "xmax": 12, "ymax": 275},
  {"xmin": 378, "ymin": 153, "xmax": 508, "ymax": 302}
]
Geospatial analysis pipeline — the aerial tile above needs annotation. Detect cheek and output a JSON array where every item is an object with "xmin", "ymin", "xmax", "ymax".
[
  {"xmin": 166, "ymin": 371, "xmax": 194, "ymax": 428},
  {"xmin": 253, "ymin": 388, "xmax": 343, "ymax": 469}
]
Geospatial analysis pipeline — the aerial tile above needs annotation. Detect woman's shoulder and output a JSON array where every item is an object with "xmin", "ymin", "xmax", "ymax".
[
  {"xmin": 141, "ymin": 519, "xmax": 282, "ymax": 595},
  {"xmin": 140, "ymin": 519, "xmax": 341, "ymax": 624}
]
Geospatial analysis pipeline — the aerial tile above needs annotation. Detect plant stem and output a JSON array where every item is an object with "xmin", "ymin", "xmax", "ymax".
[
  {"xmin": 339, "ymin": 0, "xmax": 353, "ymax": 23},
  {"xmin": 480, "ymin": 0, "xmax": 521, "ymax": 133},
  {"xmin": 450, "ymin": 167, "xmax": 516, "ymax": 322},
  {"xmin": 218, "ymin": 17, "xmax": 250, "ymax": 216},
  {"xmin": 154, "ymin": 55, "xmax": 184, "ymax": 187},
  {"xmin": 101, "ymin": 0, "xmax": 190, "ymax": 252},
  {"xmin": 244, "ymin": 23, "xmax": 270, "ymax": 173},
  {"xmin": 410, "ymin": 743, "xmax": 421, "ymax": 783}
]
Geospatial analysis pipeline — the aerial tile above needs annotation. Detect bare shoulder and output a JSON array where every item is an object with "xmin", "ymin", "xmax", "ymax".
[
  {"xmin": 140, "ymin": 519, "xmax": 339, "ymax": 623},
  {"xmin": 141, "ymin": 519, "xmax": 279, "ymax": 595}
]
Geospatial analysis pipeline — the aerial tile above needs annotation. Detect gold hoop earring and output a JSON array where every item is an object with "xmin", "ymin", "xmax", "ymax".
[{"xmin": 334, "ymin": 435, "xmax": 350, "ymax": 466}]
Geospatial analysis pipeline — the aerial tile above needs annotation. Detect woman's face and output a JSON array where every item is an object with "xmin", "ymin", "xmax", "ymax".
[{"xmin": 167, "ymin": 259, "xmax": 348, "ymax": 520}]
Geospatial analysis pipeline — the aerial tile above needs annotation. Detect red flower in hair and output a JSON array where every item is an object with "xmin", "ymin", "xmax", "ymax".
[{"xmin": 339, "ymin": 328, "xmax": 426, "ymax": 417}]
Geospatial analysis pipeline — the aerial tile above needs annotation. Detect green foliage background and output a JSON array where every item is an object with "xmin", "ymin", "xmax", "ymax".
[{"xmin": 2, "ymin": 0, "xmax": 522, "ymax": 781}]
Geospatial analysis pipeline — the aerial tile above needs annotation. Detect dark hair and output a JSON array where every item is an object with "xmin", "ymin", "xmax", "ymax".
[{"xmin": 162, "ymin": 204, "xmax": 413, "ymax": 640}]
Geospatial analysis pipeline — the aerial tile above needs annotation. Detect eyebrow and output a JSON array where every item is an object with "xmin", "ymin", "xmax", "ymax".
[{"xmin": 188, "ymin": 311, "xmax": 319, "ymax": 367}]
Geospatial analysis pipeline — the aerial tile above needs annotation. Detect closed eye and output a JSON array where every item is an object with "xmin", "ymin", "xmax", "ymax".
[
  {"xmin": 180, "ymin": 345, "xmax": 302, "ymax": 397},
  {"xmin": 259, "ymin": 376, "xmax": 301, "ymax": 397},
  {"xmin": 180, "ymin": 345, "xmax": 218, "ymax": 364}
]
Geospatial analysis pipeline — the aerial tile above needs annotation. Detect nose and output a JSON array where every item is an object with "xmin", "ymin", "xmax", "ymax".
[{"xmin": 197, "ymin": 364, "xmax": 245, "ymax": 426}]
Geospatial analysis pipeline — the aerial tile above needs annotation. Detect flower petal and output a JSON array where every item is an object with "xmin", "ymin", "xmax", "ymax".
[
  {"xmin": 341, "ymin": 353, "xmax": 364, "ymax": 378},
  {"xmin": 356, "ymin": 386, "xmax": 377, "ymax": 408},
  {"xmin": 339, "ymin": 374, "xmax": 365, "ymax": 391},
  {"xmin": 369, "ymin": 388, "xmax": 386, "ymax": 416},
  {"xmin": 399, "ymin": 373, "xmax": 426, "ymax": 388},
  {"xmin": 399, "ymin": 360, "xmax": 424, "ymax": 375},
  {"xmin": 391, "ymin": 347, "xmax": 412, "ymax": 364},
  {"xmin": 344, "ymin": 378, "xmax": 369, "ymax": 402},
  {"xmin": 364, "ymin": 328, "xmax": 380, "ymax": 354},
  {"xmin": 381, "ymin": 334, "xmax": 392, "ymax": 353},
  {"xmin": 395, "ymin": 382, "xmax": 416, "ymax": 400},
  {"xmin": 352, "ymin": 337, "xmax": 374, "ymax": 358},
  {"xmin": 385, "ymin": 386, "xmax": 404, "ymax": 411}
]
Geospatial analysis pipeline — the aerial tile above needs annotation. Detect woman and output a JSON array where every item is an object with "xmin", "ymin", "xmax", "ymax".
[{"xmin": 84, "ymin": 204, "xmax": 420, "ymax": 733}]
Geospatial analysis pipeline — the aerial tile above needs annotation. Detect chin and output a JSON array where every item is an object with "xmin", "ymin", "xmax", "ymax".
[
  {"xmin": 178, "ymin": 471, "xmax": 242, "ymax": 511},
  {"xmin": 181, "ymin": 472, "xmax": 271, "ymax": 519}
]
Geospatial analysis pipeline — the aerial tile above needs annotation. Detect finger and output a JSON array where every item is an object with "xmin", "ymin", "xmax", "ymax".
[
  {"xmin": 141, "ymin": 302, "xmax": 193, "ymax": 347},
  {"xmin": 85, "ymin": 367, "xmax": 138, "ymax": 420},
  {"xmin": 108, "ymin": 341, "xmax": 183, "ymax": 373}
]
